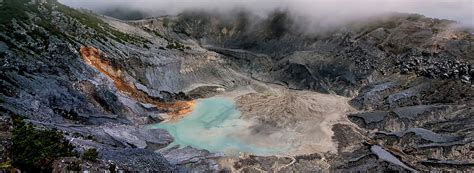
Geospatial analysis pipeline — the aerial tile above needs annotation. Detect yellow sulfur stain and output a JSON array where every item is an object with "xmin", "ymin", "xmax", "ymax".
[{"xmin": 80, "ymin": 46, "xmax": 195, "ymax": 121}]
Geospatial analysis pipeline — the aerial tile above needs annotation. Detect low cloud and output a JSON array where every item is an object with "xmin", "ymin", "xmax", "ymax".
[{"xmin": 59, "ymin": 0, "xmax": 473, "ymax": 28}]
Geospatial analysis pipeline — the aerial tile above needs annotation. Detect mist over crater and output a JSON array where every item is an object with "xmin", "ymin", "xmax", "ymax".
[{"xmin": 59, "ymin": 0, "xmax": 473, "ymax": 28}]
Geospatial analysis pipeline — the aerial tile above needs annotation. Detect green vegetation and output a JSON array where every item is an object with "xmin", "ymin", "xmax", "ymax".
[
  {"xmin": 143, "ymin": 27, "xmax": 169, "ymax": 41},
  {"xmin": 53, "ymin": 108, "xmax": 79, "ymax": 120},
  {"xmin": 0, "ymin": 0, "xmax": 76, "ymax": 48},
  {"xmin": 65, "ymin": 161, "xmax": 81, "ymax": 171},
  {"xmin": 162, "ymin": 17, "xmax": 170, "ymax": 28},
  {"xmin": 152, "ymin": 30, "xmax": 166, "ymax": 39},
  {"xmin": 54, "ymin": 2, "xmax": 150, "ymax": 45},
  {"xmin": 406, "ymin": 14, "xmax": 423, "ymax": 22},
  {"xmin": 82, "ymin": 148, "xmax": 98, "ymax": 161},
  {"xmin": 11, "ymin": 116, "xmax": 76, "ymax": 172},
  {"xmin": 361, "ymin": 18, "xmax": 400, "ymax": 31},
  {"xmin": 463, "ymin": 33, "xmax": 473, "ymax": 42},
  {"xmin": 0, "ymin": 0, "xmax": 30, "ymax": 25},
  {"xmin": 0, "ymin": 160, "xmax": 13, "ymax": 170},
  {"xmin": 0, "ymin": 0, "xmax": 151, "ymax": 48},
  {"xmin": 166, "ymin": 40, "xmax": 186, "ymax": 51}
]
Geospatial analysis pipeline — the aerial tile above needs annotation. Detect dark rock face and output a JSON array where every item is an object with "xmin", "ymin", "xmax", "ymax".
[
  {"xmin": 343, "ymin": 77, "xmax": 473, "ymax": 172},
  {"xmin": 163, "ymin": 11, "xmax": 473, "ymax": 98},
  {"xmin": 1, "ymin": 1, "xmax": 473, "ymax": 172},
  {"xmin": 398, "ymin": 54, "xmax": 472, "ymax": 82}
]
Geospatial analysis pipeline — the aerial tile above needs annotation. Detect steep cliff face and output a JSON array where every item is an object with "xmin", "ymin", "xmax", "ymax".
[
  {"xmin": 0, "ymin": 0, "xmax": 473, "ymax": 172},
  {"xmin": 133, "ymin": 10, "xmax": 472, "ymax": 98},
  {"xmin": 79, "ymin": 46, "xmax": 195, "ymax": 121},
  {"xmin": 0, "ymin": 0, "xmax": 219, "ymax": 171}
]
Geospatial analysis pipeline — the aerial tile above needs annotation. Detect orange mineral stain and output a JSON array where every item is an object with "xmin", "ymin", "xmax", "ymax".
[{"xmin": 80, "ymin": 46, "xmax": 195, "ymax": 121}]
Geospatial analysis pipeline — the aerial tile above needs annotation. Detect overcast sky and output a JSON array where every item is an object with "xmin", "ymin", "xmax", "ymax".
[{"xmin": 59, "ymin": 0, "xmax": 473, "ymax": 28}]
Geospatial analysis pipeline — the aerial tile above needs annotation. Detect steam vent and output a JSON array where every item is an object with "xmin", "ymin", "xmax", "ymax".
[{"xmin": 0, "ymin": 0, "xmax": 473, "ymax": 172}]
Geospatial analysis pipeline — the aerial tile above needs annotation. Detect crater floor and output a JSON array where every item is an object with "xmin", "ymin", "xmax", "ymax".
[{"xmin": 148, "ymin": 87, "xmax": 354, "ymax": 157}]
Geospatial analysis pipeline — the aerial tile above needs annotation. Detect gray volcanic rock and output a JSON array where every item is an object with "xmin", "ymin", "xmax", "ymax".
[
  {"xmin": 370, "ymin": 145, "xmax": 417, "ymax": 172},
  {"xmin": 376, "ymin": 128, "xmax": 462, "ymax": 143},
  {"xmin": 343, "ymin": 80, "xmax": 473, "ymax": 172},
  {"xmin": 29, "ymin": 120, "xmax": 174, "ymax": 150},
  {"xmin": 98, "ymin": 148, "xmax": 179, "ymax": 172},
  {"xmin": 392, "ymin": 105, "xmax": 453, "ymax": 120},
  {"xmin": 100, "ymin": 124, "xmax": 174, "ymax": 150},
  {"xmin": 160, "ymin": 146, "xmax": 223, "ymax": 171},
  {"xmin": 27, "ymin": 120, "xmax": 178, "ymax": 171},
  {"xmin": 1, "ymin": 1, "xmax": 473, "ymax": 172},
  {"xmin": 349, "ymin": 111, "xmax": 389, "ymax": 124}
]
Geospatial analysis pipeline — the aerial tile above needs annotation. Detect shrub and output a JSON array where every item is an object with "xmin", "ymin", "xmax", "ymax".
[
  {"xmin": 65, "ymin": 161, "xmax": 81, "ymax": 171},
  {"xmin": 109, "ymin": 164, "xmax": 117, "ymax": 173},
  {"xmin": 0, "ymin": 160, "xmax": 13, "ymax": 170},
  {"xmin": 82, "ymin": 148, "xmax": 98, "ymax": 161},
  {"xmin": 0, "ymin": 0, "xmax": 30, "ymax": 25},
  {"xmin": 11, "ymin": 116, "xmax": 76, "ymax": 172},
  {"xmin": 166, "ymin": 41, "xmax": 185, "ymax": 51}
]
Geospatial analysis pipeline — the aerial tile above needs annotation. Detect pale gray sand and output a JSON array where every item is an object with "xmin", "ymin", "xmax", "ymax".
[{"xmin": 235, "ymin": 88, "xmax": 355, "ymax": 155}]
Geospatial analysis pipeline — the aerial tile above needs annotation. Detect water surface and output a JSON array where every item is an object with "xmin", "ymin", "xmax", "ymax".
[{"xmin": 147, "ymin": 97, "xmax": 285, "ymax": 155}]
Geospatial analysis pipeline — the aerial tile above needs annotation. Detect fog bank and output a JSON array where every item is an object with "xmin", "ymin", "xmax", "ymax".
[{"xmin": 59, "ymin": 0, "xmax": 473, "ymax": 28}]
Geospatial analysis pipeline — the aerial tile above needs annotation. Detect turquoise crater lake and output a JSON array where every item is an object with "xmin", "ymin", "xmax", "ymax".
[{"xmin": 147, "ymin": 97, "xmax": 285, "ymax": 156}]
